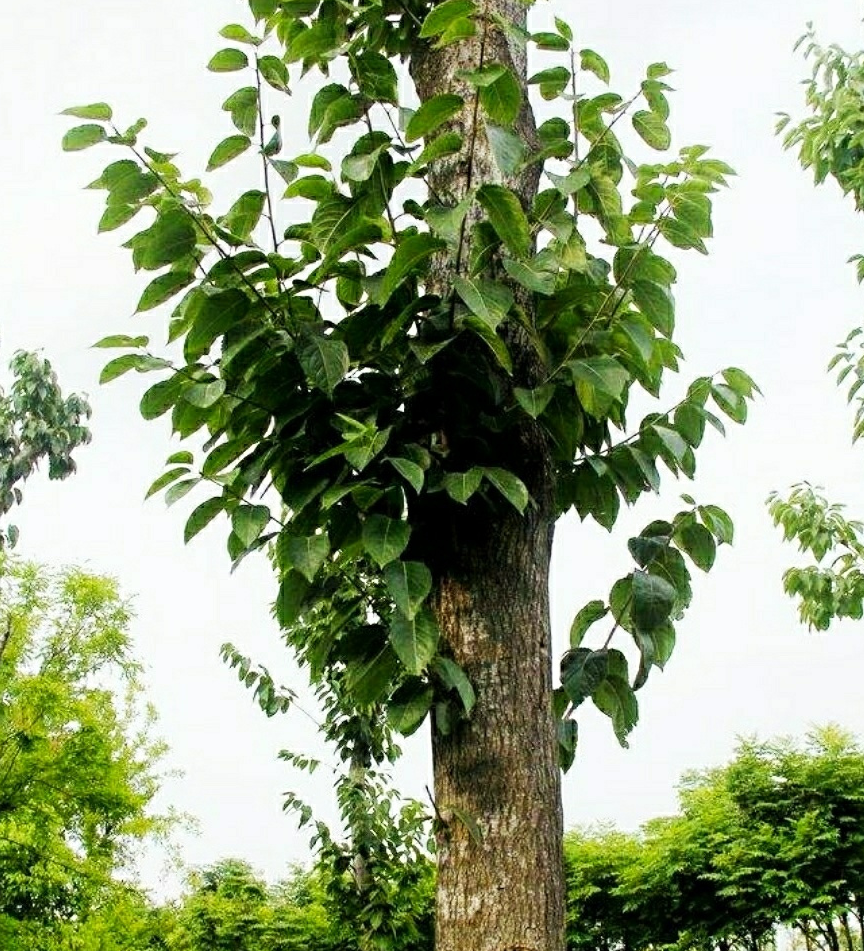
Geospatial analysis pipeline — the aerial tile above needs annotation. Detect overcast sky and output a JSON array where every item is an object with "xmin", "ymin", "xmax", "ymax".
[{"xmin": 3, "ymin": 0, "xmax": 864, "ymax": 897}]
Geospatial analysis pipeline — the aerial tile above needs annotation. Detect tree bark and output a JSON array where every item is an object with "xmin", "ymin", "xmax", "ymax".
[{"xmin": 430, "ymin": 507, "xmax": 564, "ymax": 951}]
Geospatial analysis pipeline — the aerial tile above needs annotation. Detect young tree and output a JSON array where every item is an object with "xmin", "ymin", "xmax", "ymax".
[{"xmin": 62, "ymin": 1, "xmax": 755, "ymax": 947}]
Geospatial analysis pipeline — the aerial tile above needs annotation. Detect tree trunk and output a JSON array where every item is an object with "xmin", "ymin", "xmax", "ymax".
[
  {"xmin": 840, "ymin": 913, "xmax": 855, "ymax": 951},
  {"xmin": 430, "ymin": 507, "xmax": 564, "ymax": 951},
  {"xmin": 407, "ymin": 3, "xmax": 565, "ymax": 949}
]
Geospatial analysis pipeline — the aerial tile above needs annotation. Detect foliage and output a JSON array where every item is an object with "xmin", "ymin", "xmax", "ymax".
[
  {"xmin": 0, "ymin": 350, "xmax": 91, "ymax": 548},
  {"xmin": 63, "ymin": 0, "xmax": 752, "ymax": 759},
  {"xmin": 768, "ymin": 484, "xmax": 864, "ymax": 629},
  {"xmin": 771, "ymin": 27, "xmax": 864, "ymax": 628},
  {"xmin": 0, "ymin": 556, "xmax": 171, "ymax": 943},
  {"xmin": 564, "ymin": 727, "xmax": 864, "ymax": 951}
]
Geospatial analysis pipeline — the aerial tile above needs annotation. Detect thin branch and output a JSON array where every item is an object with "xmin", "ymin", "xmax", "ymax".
[{"xmin": 254, "ymin": 55, "xmax": 283, "ymax": 259}]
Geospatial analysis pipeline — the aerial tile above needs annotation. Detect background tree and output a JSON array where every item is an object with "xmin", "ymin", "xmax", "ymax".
[
  {"xmin": 770, "ymin": 27, "xmax": 864, "ymax": 628},
  {"xmin": 0, "ymin": 349, "xmax": 91, "ymax": 548},
  {"xmin": 0, "ymin": 556, "xmax": 172, "ymax": 946},
  {"xmin": 62, "ymin": 1, "xmax": 756, "ymax": 947}
]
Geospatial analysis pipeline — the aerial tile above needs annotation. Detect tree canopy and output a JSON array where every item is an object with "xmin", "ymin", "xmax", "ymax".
[{"xmin": 0, "ymin": 556, "xmax": 172, "ymax": 949}]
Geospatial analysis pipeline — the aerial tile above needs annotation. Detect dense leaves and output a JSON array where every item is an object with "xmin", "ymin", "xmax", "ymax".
[
  {"xmin": 0, "ymin": 351, "xmax": 91, "ymax": 548},
  {"xmin": 0, "ymin": 557, "xmax": 171, "ymax": 945}
]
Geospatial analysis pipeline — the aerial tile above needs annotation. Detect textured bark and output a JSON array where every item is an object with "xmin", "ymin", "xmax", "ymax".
[
  {"xmin": 409, "ymin": 3, "xmax": 566, "ymax": 949},
  {"xmin": 429, "ymin": 509, "xmax": 565, "ymax": 951}
]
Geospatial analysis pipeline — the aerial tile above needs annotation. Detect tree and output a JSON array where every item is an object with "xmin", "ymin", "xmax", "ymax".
[
  {"xmin": 62, "ymin": 2, "xmax": 755, "ymax": 947},
  {"xmin": 0, "ymin": 349, "xmax": 91, "ymax": 548},
  {"xmin": 0, "ymin": 556, "xmax": 171, "ymax": 945},
  {"xmin": 770, "ymin": 27, "xmax": 864, "ymax": 628}
]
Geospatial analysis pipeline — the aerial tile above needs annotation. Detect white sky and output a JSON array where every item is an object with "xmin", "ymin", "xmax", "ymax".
[{"xmin": 3, "ymin": 0, "xmax": 864, "ymax": 896}]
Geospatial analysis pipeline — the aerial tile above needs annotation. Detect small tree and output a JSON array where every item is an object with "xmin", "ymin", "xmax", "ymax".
[{"xmin": 62, "ymin": 2, "xmax": 755, "ymax": 947}]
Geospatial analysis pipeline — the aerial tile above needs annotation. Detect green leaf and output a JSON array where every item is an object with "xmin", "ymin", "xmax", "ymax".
[
  {"xmin": 62, "ymin": 124, "xmax": 107, "ymax": 151},
  {"xmin": 275, "ymin": 570, "xmax": 310, "ymax": 629},
  {"xmin": 502, "ymin": 257, "xmax": 557, "ymax": 295},
  {"xmin": 283, "ymin": 533, "xmax": 330, "ymax": 582},
  {"xmin": 677, "ymin": 521, "xmax": 716, "ymax": 571},
  {"xmin": 352, "ymin": 50, "xmax": 398, "ymax": 103},
  {"xmin": 570, "ymin": 356, "xmax": 629, "ymax": 402},
  {"xmin": 554, "ymin": 17, "xmax": 573, "ymax": 42},
  {"xmin": 408, "ymin": 132, "xmax": 463, "ymax": 173},
  {"xmin": 258, "ymin": 54, "xmax": 289, "ymax": 91},
  {"xmin": 184, "ymin": 498, "xmax": 225, "ymax": 543},
  {"xmin": 363, "ymin": 515, "xmax": 410, "ymax": 568},
  {"xmin": 208, "ymin": 48, "xmax": 250, "ymax": 71},
  {"xmin": 658, "ymin": 217, "xmax": 707, "ymax": 254},
  {"xmin": 136, "ymin": 271, "xmax": 195, "ymax": 312},
  {"xmin": 476, "ymin": 184, "xmax": 531, "ymax": 259},
  {"xmin": 206, "ymin": 134, "xmax": 252, "ymax": 171},
  {"xmin": 483, "ymin": 467, "xmax": 529, "ymax": 513},
  {"xmin": 406, "ymin": 94, "xmax": 464, "ymax": 142},
  {"xmin": 633, "ymin": 110, "xmax": 671, "ymax": 150},
  {"xmin": 375, "ymin": 233, "xmax": 445, "ymax": 306},
  {"xmin": 431, "ymin": 657, "xmax": 475, "ymax": 715},
  {"xmin": 296, "ymin": 330, "xmax": 349, "ymax": 397},
  {"xmin": 222, "ymin": 86, "xmax": 259, "ymax": 136},
  {"xmin": 132, "ymin": 208, "xmax": 197, "ymax": 270},
  {"xmin": 232, "ymin": 504, "xmax": 271, "ymax": 547},
  {"xmin": 387, "ymin": 681, "xmax": 434, "ymax": 735},
  {"xmin": 631, "ymin": 570, "xmax": 676, "ymax": 631},
  {"xmin": 443, "ymin": 468, "xmax": 483, "ymax": 504},
  {"xmin": 480, "ymin": 69, "xmax": 523, "ymax": 125},
  {"xmin": 698, "ymin": 504, "xmax": 734, "ymax": 545},
  {"xmin": 561, "ymin": 647, "xmax": 608, "ymax": 707},
  {"xmin": 386, "ymin": 457, "xmax": 425, "ymax": 493},
  {"xmin": 62, "ymin": 102, "xmax": 112, "ymax": 121},
  {"xmin": 580, "ymin": 48, "xmax": 610, "ymax": 83},
  {"xmin": 186, "ymin": 289, "xmax": 251, "ymax": 360},
  {"xmin": 529, "ymin": 66, "xmax": 571, "ymax": 100},
  {"xmin": 144, "ymin": 467, "xmax": 189, "ymax": 500},
  {"xmin": 385, "ymin": 561, "xmax": 432, "ymax": 620},
  {"xmin": 592, "ymin": 670, "xmax": 638, "ymax": 746},
  {"xmin": 93, "ymin": 334, "xmax": 149, "ymax": 349},
  {"xmin": 341, "ymin": 144, "xmax": 388, "ymax": 182},
  {"xmin": 632, "ymin": 281, "xmax": 674, "ymax": 336},
  {"xmin": 100, "ymin": 353, "xmax": 169, "ymax": 384},
  {"xmin": 221, "ymin": 189, "xmax": 266, "ymax": 240},
  {"xmin": 389, "ymin": 607, "xmax": 439, "ymax": 674},
  {"xmin": 711, "ymin": 383, "xmax": 747, "ymax": 423},
  {"xmin": 346, "ymin": 646, "xmax": 400, "ymax": 706},
  {"xmin": 514, "ymin": 385, "xmax": 555, "ymax": 418},
  {"xmin": 533, "ymin": 32, "xmax": 570, "ymax": 51},
  {"xmin": 486, "ymin": 124, "xmax": 526, "ymax": 176},
  {"xmin": 453, "ymin": 276, "xmax": 513, "ymax": 330},
  {"xmin": 164, "ymin": 477, "xmax": 200, "ymax": 506},
  {"xmin": 184, "ymin": 379, "xmax": 226, "ymax": 408},
  {"xmin": 722, "ymin": 366, "xmax": 761, "ymax": 397},
  {"xmin": 419, "ymin": 0, "xmax": 477, "ymax": 37},
  {"xmin": 569, "ymin": 599, "xmax": 609, "ymax": 648},
  {"xmin": 98, "ymin": 204, "xmax": 141, "ymax": 232},
  {"xmin": 220, "ymin": 23, "xmax": 261, "ymax": 45}
]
